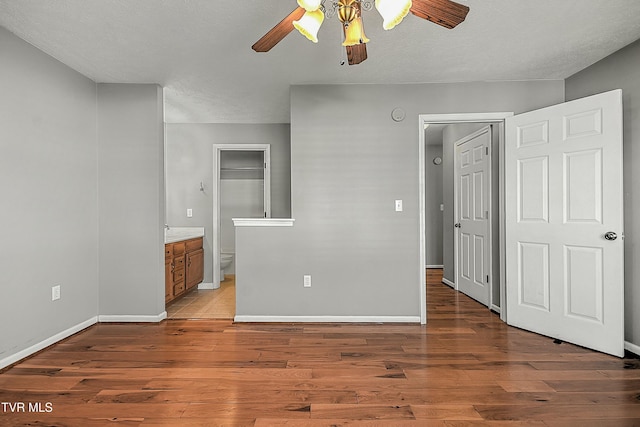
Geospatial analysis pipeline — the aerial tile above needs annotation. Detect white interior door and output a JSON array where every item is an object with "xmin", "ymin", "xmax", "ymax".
[
  {"xmin": 505, "ymin": 89, "xmax": 624, "ymax": 357},
  {"xmin": 455, "ymin": 126, "xmax": 491, "ymax": 306}
]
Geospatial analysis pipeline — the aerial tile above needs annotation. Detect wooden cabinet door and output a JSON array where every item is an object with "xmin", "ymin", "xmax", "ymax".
[
  {"xmin": 186, "ymin": 248, "xmax": 204, "ymax": 289},
  {"xmin": 165, "ymin": 257, "xmax": 173, "ymax": 302}
]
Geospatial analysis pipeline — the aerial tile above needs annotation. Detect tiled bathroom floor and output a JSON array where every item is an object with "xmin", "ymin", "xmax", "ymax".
[{"xmin": 166, "ymin": 276, "xmax": 235, "ymax": 319}]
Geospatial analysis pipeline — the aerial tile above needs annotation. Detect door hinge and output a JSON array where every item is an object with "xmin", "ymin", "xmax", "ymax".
[
  {"xmin": 486, "ymin": 147, "xmax": 489, "ymax": 155},
  {"xmin": 486, "ymin": 275, "xmax": 489, "ymax": 283},
  {"xmin": 264, "ymin": 211, "xmax": 267, "ymax": 218}
]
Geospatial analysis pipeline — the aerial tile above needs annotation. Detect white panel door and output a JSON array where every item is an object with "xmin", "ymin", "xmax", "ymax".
[
  {"xmin": 455, "ymin": 126, "xmax": 491, "ymax": 306},
  {"xmin": 505, "ymin": 89, "xmax": 624, "ymax": 357}
]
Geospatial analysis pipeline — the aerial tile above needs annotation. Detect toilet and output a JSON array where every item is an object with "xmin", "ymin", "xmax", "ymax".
[{"xmin": 220, "ymin": 253, "xmax": 233, "ymax": 282}]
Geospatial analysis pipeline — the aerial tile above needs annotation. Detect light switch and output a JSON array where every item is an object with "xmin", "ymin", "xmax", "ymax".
[
  {"xmin": 187, "ymin": 208, "xmax": 193, "ymax": 218},
  {"xmin": 52, "ymin": 285, "xmax": 60, "ymax": 301},
  {"xmin": 395, "ymin": 200, "xmax": 403, "ymax": 212}
]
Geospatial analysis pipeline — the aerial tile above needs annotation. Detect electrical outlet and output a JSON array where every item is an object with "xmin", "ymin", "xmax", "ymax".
[
  {"xmin": 52, "ymin": 285, "xmax": 60, "ymax": 301},
  {"xmin": 303, "ymin": 275, "xmax": 312, "ymax": 288},
  {"xmin": 187, "ymin": 208, "xmax": 193, "ymax": 218}
]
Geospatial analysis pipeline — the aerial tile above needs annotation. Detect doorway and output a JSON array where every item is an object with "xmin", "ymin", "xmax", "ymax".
[
  {"xmin": 419, "ymin": 91, "xmax": 624, "ymax": 357},
  {"xmin": 419, "ymin": 113, "xmax": 512, "ymax": 323},
  {"xmin": 166, "ymin": 144, "xmax": 272, "ymax": 320},
  {"xmin": 212, "ymin": 144, "xmax": 271, "ymax": 289}
]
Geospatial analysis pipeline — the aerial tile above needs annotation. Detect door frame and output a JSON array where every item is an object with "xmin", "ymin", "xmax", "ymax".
[
  {"xmin": 212, "ymin": 144, "xmax": 271, "ymax": 288},
  {"xmin": 418, "ymin": 113, "xmax": 513, "ymax": 323},
  {"xmin": 453, "ymin": 126, "xmax": 492, "ymax": 308}
]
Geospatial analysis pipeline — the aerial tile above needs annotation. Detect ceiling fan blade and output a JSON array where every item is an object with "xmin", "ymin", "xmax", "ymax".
[
  {"xmin": 252, "ymin": 7, "xmax": 306, "ymax": 52},
  {"xmin": 410, "ymin": 0, "xmax": 470, "ymax": 29},
  {"xmin": 346, "ymin": 44, "xmax": 367, "ymax": 65}
]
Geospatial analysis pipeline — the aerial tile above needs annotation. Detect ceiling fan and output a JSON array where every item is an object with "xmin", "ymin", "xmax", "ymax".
[{"xmin": 252, "ymin": 0, "xmax": 470, "ymax": 65}]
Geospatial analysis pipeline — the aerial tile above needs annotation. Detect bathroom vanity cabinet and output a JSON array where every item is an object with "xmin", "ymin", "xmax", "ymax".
[{"xmin": 165, "ymin": 237, "xmax": 203, "ymax": 304}]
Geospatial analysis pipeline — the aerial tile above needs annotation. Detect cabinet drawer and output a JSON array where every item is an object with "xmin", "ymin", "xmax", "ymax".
[
  {"xmin": 173, "ymin": 242, "xmax": 185, "ymax": 257},
  {"xmin": 174, "ymin": 256, "xmax": 185, "ymax": 269},
  {"xmin": 185, "ymin": 237, "xmax": 203, "ymax": 253},
  {"xmin": 173, "ymin": 281, "xmax": 185, "ymax": 296},
  {"xmin": 173, "ymin": 268, "xmax": 185, "ymax": 283},
  {"xmin": 165, "ymin": 244, "xmax": 172, "ymax": 259}
]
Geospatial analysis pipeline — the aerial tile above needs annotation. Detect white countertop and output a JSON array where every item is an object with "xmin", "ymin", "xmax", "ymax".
[{"xmin": 164, "ymin": 226, "xmax": 205, "ymax": 244}]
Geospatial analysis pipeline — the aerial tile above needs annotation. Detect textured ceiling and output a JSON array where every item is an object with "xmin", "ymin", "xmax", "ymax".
[{"xmin": 1, "ymin": 0, "xmax": 640, "ymax": 123}]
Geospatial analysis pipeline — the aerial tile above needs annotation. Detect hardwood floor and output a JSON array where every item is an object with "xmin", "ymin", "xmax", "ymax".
[{"xmin": 1, "ymin": 269, "xmax": 639, "ymax": 426}]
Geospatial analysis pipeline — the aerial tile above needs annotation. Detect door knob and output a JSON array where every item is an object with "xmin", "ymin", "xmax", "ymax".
[
  {"xmin": 604, "ymin": 231, "xmax": 617, "ymax": 241},
  {"xmin": 454, "ymin": 223, "xmax": 461, "ymax": 228}
]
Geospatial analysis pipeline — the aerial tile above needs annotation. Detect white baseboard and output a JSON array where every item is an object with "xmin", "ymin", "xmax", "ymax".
[
  {"xmin": 490, "ymin": 304, "xmax": 501, "ymax": 314},
  {"xmin": 426, "ymin": 265, "xmax": 444, "ymax": 269},
  {"xmin": 0, "ymin": 316, "xmax": 98, "ymax": 370},
  {"xmin": 234, "ymin": 315, "xmax": 421, "ymax": 323},
  {"xmin": 98, "ymin": 312, "xmax": 167, "ymax": 323},
  {"xmin": 198, "ymin": 282, "xmax": 218, "ymax": 290},
  {"xmin": 441, "ymin": 277, "xmax": 455, "ymax": 288},
  {"xmin": 625, "ymin": 340, "xmax": 640, "ymax": 356}
]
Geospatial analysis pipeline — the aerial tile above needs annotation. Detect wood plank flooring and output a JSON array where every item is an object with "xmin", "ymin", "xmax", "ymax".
[{"xmin": 1, "ymin": 269, "xmax": 639, "ymax": 426}]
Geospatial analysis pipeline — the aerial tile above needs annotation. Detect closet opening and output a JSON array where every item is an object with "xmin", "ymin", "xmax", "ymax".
[{"xmin": 212, "ymin": 144, "xmax": 271, "ymax": 289}]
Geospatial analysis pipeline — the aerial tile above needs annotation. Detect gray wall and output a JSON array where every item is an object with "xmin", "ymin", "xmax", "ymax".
[
  {"xmin": 97, "ymin": 84, "xmax": 165, "ymax": 317},
  {"xmin": 425, "ymin": 144, "xmax": 444, "ymax": 266},
  {"xmin": 1, "ymin": 27, "xmax": 168, "ymax": 365},
  {"xmin": 0, "ymin": 27, "xmax": 98, "ymax": 362},
  {"xmin": 236, "ymin": 81, "xmax": 564, "ymax": 319},
  {"xmin": 165, "ymin": 124, "xmax": 291, "ymax": 282},
  {"xmin": 565, "ymin": 38, "xmax": 640, "ymax": 348}
]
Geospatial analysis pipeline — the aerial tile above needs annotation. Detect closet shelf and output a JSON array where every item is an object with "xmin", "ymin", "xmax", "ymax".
[{"xmin": 220, "ymin": 167, "xmax": 264, "ymax": 171}]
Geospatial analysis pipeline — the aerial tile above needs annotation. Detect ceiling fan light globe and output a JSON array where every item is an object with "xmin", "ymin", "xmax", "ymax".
[
  {"xmin": 293, "ymin": 9, "xmax": 325, "ymax": 43},
  {"xmin": 342, "ymin": 17, "xmax": 369, "ymax": 46},
  {"xmin": 297, "ymin": 0, "xmax": 322, "ymax": 12},
  {"xmin": 375, "ymin": 0, "xmax": 412, "ymax": 30}
]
